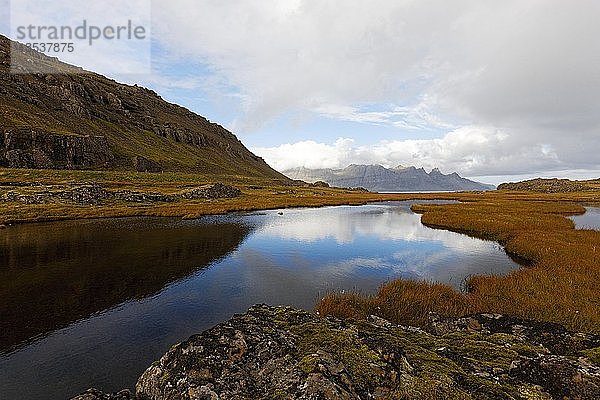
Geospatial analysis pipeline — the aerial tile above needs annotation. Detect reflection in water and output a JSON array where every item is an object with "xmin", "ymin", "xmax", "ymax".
[
  {"xmin": 0, "ymin": 218, "xmax": 252, "ymax": 351},
  {"xmin": 0, "ymin": 202, "xmax": 521, "ymax": 400},
  {"xmin": 571, "ymin": 207, "xmax": 600, "ymax": 230}
]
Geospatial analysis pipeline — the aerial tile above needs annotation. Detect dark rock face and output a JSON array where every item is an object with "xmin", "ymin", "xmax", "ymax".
[
  {"xmin": 1, "ymin": 130, "xmax": 114, "ymax": 169},
  {"xmin": 284, "ymin": 165, "xmax": 495, "ymax": 192},
  {"xmin": 73, "ymin": 305, "xmax": 600, "ymax": 400}
]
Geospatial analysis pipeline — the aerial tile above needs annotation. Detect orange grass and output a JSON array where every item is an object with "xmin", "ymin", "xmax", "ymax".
[{"xmin": 318, "ymin": 196, "xmax": 600, "ymax": 333}]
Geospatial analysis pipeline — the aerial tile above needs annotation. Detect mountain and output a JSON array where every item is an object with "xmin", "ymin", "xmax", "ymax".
[
  {"xmin": 498, "ymin": 178, "xmax": 600, "ymax": 193},
  {"xmin": 0, "ymin": 35, "xmax": 287, "ymax": 180},
  {"xmin": 284, "ymin": 164, "xmax": 495, "ymax": 192}
]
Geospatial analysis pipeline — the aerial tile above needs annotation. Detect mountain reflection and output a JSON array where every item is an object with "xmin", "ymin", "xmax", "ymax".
[{"xmin": 0, "ymin": 218, "xmax": 252, "ymax": 352}]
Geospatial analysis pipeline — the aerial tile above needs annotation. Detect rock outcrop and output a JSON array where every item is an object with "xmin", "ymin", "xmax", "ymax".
[
  {"xmin": 284, "ymin": 165, "xmax": 495, "ymax": 192},
  {"xmin": 133, "ymin": 156, "xmax": 163, "ymax": 173},
  {"xmin": 1, "ymin": 129, "xmax": 114, "ymax": 169},
  {"xmin": 498, "ymin": 178, "xmax": 600, "ymax": 193},
  {"xmin": 74, "ymin": 305, "xmax": 600, "ymax": 400},
  {"xmin": 0, "ymin": 183, "xmax": 242, "ymax": 205}
]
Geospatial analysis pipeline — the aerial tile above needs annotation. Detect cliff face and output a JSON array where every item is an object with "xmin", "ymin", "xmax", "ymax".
[
  {"xmin": 1, "ymin": 129, "xmax": 114, "ymax": 169},
  {"xmin": 0, "ymin": 36, "xmax": 287, "ymax": 180},
  {"xmin": 284, "ymin": 164, "xmax": 495, "ymax": 192},
  {"xmin": 73, "ymin": 305, "xmax": 600, "ymax": 400}
]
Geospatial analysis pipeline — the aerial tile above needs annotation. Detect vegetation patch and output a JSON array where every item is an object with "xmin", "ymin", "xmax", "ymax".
[{"xmin": 319, "ymin": 194, "xmax": 600, "ymax": 334}]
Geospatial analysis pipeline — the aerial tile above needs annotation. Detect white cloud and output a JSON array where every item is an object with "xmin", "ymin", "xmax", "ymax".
[
  {"xmin": 315, "ymin": 101, "xmax": 455, "ymax": 131},
  {"xmin": 3, "ymin": 0, "xmax": 600, "ymax": 178},
  {"xmin": 253, "ymin": 126, "xmax": 566, "ymax": 176},
  {"xmin": 8, "ymin": 0, "xmax": 152, "ymax": 75},
  {"xmin": 149, "ymin": 0, "xmax": 600, "ymax": 177},
  {"xmin": 253, "ymin": 138, "xmax": 355, "ymax": 171}
]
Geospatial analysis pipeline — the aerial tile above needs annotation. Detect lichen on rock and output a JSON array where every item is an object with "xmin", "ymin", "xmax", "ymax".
[{"xmin": 108, "ymin": 305, "xmax": 600, "ymax": 400}]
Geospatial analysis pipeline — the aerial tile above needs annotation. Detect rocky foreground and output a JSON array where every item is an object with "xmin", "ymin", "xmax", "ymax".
[{"xmin": 74, "ymin": 305, "xmax": 600, "ymax": 400}]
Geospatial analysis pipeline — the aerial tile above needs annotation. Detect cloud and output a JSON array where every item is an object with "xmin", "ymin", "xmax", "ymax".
[
  {"xmin": 7, "ymin": 0, "xmax": 152, "ymax": 76},
  {"xmin": 315, "ymin": 101, "xmax": 455, "ymax": 131},
  {"xmin": 148, "ymin": 0, "xmax": 600, "ymax": 177},
  {"xmin": 3, "ymin": 1, "xmax": 599, "ymax": 178},
  {"xmin": 253, "ymin": 125, "xmax": 568, "ymax": 176}
]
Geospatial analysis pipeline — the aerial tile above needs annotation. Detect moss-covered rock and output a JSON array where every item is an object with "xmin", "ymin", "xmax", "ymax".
[{"xmin": 125, "ymin": 305, "xmax": 600, "ymax": 400}]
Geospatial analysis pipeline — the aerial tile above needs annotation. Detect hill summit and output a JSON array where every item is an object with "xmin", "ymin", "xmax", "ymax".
[{"xmin": 0, "ymin": 35, "xmax": 286, "ymax": 180}]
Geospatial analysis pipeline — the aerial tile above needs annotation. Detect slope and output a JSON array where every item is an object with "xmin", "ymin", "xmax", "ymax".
[{"xmin": 0, "ymin": 35, "xmax": 287, "ymax": 181}]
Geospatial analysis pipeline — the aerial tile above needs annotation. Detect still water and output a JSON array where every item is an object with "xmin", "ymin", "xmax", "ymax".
[
  {"xmin": 571, "ymin": 207, "xmax": 600, "ymax": 230},
  {"xmin": 0, "ymin": 202, "xmax": 521, "ymax": 399}
]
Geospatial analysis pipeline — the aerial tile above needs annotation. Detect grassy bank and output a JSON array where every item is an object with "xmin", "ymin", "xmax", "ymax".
[
  {"xmin": 2, "ymin": 168, "xmax": 600, "ymax": 333},
  {"xmin": 318, "ymin": 196, "xmax": 600, "ymax": 334},
  {"xmin": 0, "ymin": 168, "xmax": 472, "ymax": 225}
]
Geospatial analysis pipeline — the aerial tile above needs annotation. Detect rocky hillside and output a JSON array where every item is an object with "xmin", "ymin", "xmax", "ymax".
[
  {"xmin": 284, "ymin": 164, "xmax": 494, "ymax": 192},
  {"xmin": 74, "ymin": 305, "xmax": 600, "ymax": 400},
  {"xmin": 0, "ymin": 35, "xmax": 287, "ymax": 180},
  {"xmin": 498, "ymin": 178, "xmax": 600, "ymax": 193}
]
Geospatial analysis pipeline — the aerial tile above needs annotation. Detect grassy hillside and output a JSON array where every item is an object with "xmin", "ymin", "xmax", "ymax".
[{"xmin": 0, "ymin": 35, "xmax": 287, "ymax": 180}]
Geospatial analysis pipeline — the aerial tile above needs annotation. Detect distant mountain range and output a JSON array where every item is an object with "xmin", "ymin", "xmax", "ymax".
[{"xmin": 284, "ymin": 165, "xmax": 495, "ymax": 192}]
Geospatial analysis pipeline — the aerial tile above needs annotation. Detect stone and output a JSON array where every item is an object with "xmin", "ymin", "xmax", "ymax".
[
  {"xmin": 0, "ymin": 182, "xmax": 242, "ymax": 205},
  {"xmin": 72, "ymin": 305, "xmax": 600, "ymax": 400},
  {"xmin": 133, "ymin": 156, "xmax": 163, "ymax": 173},
  {"xmin": 179, "ymin": 183, "xmax": 242, "ymax": 200}
]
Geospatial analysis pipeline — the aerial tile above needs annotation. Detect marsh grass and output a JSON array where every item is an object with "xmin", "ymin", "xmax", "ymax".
[{"xmin": 318, "ymin": 195, "xmax": 600, "ymax": 333}]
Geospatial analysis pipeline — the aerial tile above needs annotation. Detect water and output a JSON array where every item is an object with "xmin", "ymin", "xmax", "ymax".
[
  {"xmin": 571, "ymin": 207, "xmax": 600, "ymax": 230},
  {"xmin": 0, "ymin": 202, "xmax": 521, "ymax": 400}
]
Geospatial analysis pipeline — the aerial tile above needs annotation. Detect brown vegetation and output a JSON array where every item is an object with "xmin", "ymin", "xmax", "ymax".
[
  {"xmin": 2, "ymin": 168, "xmax": 600, "ymax": 334},
  {"xmin": 0, "ymin": 168, "xmax": 467, "ymax": 225},
  {"xmin": 318, "ymin": 193, "xmax": 600, "ymax": 334}
]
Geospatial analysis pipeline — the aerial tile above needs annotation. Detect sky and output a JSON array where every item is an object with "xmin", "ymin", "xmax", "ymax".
[{"xmin": 2, "ymin": 0, "xmax": 600, "ymax": 185}]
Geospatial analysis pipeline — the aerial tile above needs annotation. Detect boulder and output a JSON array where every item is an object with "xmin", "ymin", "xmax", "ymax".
[
  {"xmin": 73, "ymin": 305, "xmax": 599, "ymax": 399},
  {"xmin": 133, "ymin": 156, "xmax": 163, "ymax": 173}
]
